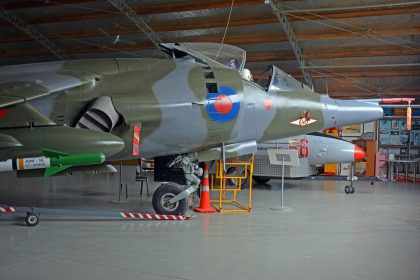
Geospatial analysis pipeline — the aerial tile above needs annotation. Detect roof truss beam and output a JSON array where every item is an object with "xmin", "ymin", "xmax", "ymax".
[
  {"xmin": 247, "ymin": 46, "xmax": 420, "ymax": 62},
  {"xmin": 106, "ymin": 0, "xmax": 162, "ymax": 49},
  {"xmin": 3, "ymin": 0, "xmax": 96, "ymax": 10},
  {"xmin": 2, "ymin": 33, "xmax": 419, "ymax": 59},
  {"xmin": 4, "ymin": 25, "xmax": 419, "ymax": 49},
  {"xmin": 252, "ymin": 70, "xmax": 420, "ymax": 79},
  {"xmin": 0, "ymin": 7, "xmax": 69, "ymax": 61},
  {"xmin": 1, "ymin": 1, "xmax": 418, "ymax": 28},
  {"xmin": 268, "ymin": 0, "xmax": 312, "ymax": 87},
  {"xmin": 3, "ymin": 22, "xmax": 418, "ymax": 44},
  {"xmin": 304, "ymin": 63, "xmax": 420, "ymax": 70}
]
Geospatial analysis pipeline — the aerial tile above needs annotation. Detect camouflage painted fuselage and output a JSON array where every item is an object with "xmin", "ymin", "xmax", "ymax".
[{"xmin": 0, "ymin": 57, "xmax": 382, "ymax": 162}]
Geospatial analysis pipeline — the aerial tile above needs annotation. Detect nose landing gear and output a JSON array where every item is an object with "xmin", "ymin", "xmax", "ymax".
[
  {"xmin": 153, "ymin": 154, "xmax": 203, "ymax": 215},
  {"xmin": 345, "ymin": 162, "xmax": 356, "ymax": 194},
  {"xmin": 152, "ymin": 184, "xmax": 187, "ymax": 215},
  {"xmin": 344, "ymin": 185, "xmax": 355, "ymax": 194}
]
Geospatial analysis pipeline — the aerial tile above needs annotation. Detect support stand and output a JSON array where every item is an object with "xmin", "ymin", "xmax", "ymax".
[
  {"xmin": 281, "ymin": 156, "xmax": 285, "ymax": 208},
  {"xmin": 267, "ymin": 149, "xmax": 299, "ymax": 212},
  {"xmin": 270, "ymin": 156, "xmax": 293, "ymax": 212},
  {"xmin": 210, "ymin": 155, "xmax": 254, "ymax": 212},
  {"xmin": 110, "ymin": 161, "xmax": 128, "ymax": 203}
]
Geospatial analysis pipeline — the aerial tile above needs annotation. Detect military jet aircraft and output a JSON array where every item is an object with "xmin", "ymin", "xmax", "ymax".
[
  {"xmin": 0, "ymin": 42, "xmax": 383, "ymax": 215},
  {"xmin": 253, "ymin": 132, "xmax": 365, "ymax": 182},
  {"xmin": 216, "ymin": 132, "xmax": 365, "ymax": 193}
]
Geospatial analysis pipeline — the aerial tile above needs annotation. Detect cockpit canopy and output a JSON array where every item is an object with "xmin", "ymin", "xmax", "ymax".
[
  {"xmin": 160, "ymin": 43, "xmax": 302, "ymax": 92},
  {"xmin": 160, "ymin": 42, "xmax": 246, "ymax": 73},
  {"xmin": 257, "ymin": 65, "xmax": 303, "ymax": 92}
]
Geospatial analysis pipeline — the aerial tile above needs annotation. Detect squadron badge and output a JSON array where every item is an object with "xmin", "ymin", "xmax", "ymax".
[{"xmin": 290, "ymin": 110, "xmax": 317, "ymax": 126}]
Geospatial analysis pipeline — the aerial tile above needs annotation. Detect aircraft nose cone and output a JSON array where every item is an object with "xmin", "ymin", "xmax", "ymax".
[
  {"xmin": 322, "ymin": 97, "xmax": 384, "ymax": 128},
  {"xmin": 336, "ymin": 100, "xmax": 384, "ymax": 125},
  {"xmin": 354, "ymin": 146, "xmax": 366, "ymax": 161},
  {"xmin": 356, "ymin": 101, "xmax": 384, "ymax": 122}
]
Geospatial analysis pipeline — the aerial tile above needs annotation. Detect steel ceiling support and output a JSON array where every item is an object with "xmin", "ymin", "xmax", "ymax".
[
  {"xmin": 107, "ymin": 0, "xmax": 162, "ymax": 49},
  {"xmin": 268, "ymin": 0, "xmax": 313, "ymax": 88},
  {"xmin": 0, "ymin": 7, "xmax": 69, "ymax": 61},
  {"xmin": 283, "ymin": 1, "xmax": 420, "ymax": 13},
  {"xmin": 304, "ymin": 63, "xmax": 420, "ymax": 69}
]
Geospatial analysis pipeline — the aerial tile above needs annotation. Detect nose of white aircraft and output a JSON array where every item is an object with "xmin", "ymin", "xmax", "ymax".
[
  {"xmin": 309, "ymin": 137, "xmax": 366, "ymax": 165},
  {"xmin": 354, "ymin": 145, "xmax": 366, "ymax": 161},
  {"xmin": 321, "ymin": 97, "xmax": 383, "ymax": 128}
]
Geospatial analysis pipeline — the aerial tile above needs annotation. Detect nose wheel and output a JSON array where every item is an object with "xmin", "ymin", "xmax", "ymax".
[
  {"xmin": 25, "ymin": 212, "xmax": 40, "ymax": 226},
  {"xmin": 344, "ymin": 162, "xmax": 356, "ymax": 194},
  {"xmin": 152, "ymin": 184, "xmax": 187, "ymax": 215},
  {"xmin": 344, "ymin": 185, "xmax": 355, "ymax": 194}
]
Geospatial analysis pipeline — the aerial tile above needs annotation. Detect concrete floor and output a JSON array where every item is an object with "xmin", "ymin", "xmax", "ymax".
[{"xmin": 0, "ymin": 169, "xmax": 419, "ymax": 280}]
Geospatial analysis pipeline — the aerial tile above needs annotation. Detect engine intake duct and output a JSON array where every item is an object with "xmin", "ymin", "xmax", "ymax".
[{"xmin": 76, "ymin": 96, "xmax": 120, "ymax": 132}]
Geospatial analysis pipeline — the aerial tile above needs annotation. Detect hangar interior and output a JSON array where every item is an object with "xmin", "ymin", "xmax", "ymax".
[{"xmin": 0, "ymin": 1, "xmax": 419, "ymax": 280}]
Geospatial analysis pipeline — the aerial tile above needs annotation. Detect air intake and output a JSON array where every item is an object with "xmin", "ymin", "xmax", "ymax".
[{"xmin": 76, "ymin": 96, "xmax": 120, "ymax": 132}]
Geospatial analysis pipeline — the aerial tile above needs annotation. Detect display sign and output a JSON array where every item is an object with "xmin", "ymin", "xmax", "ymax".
[
  {"xmin": 342, "ymin": 124, "xmax": 361, "ymax": 136},
  {"xmin": 267, "ymin": 149, "xmax": 300, "ymax": 167},
  {"xmin": 379, "ymin": 119, "xmax": 420, "ymax": 146}
]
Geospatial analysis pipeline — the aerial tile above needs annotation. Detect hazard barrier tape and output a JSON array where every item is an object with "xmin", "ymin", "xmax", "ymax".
[
  {"xmin": 0, "ymin": 207, "xmax": 16, "ymax": 213},
  {"xmin": 0, "ymin": 206, "xmax": 190, "ymax": 221},
  {"xmin": 120, "ymin": 212, "xmax": 190, "ymax": 220}
]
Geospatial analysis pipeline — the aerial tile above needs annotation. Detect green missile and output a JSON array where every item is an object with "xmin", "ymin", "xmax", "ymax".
[
  {"xmin": 43, "ymin": 149, "xmax": 106, "ymax": 177},
  {"xmin": 0, "ymin": 149, "xmax": 106, "ymax": 177}
]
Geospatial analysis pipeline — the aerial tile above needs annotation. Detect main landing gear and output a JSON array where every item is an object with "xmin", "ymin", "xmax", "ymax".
[{"xmin": 152, "ymin": 154, "xmax": 203, "ymax": 215}]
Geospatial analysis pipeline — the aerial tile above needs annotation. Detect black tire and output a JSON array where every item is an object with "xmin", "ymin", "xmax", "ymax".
[
  {"xmin": 350, "ymin": 186, "xmax": 355, "ymax": 194},
  {"xmin": 253, "ymin": 176, "xmax": 270, "ymax": 184},
  {"xmin": 152, "ymin": 184, "xmax": 187, "ymax": 215},
  {"xmin": 25, "ymin": 213, "xmax": 39, "ymax": 227},
  {"xmin": 226, "ymin": 167, "xmax": 249, "ymax": 188},
  {"xmin": 344, "ymin": 186, "xmax": 351, "ymax": 194}
]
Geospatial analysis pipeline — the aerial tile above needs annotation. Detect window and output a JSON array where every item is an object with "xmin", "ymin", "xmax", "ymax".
[{"xmin": 258, "ymin": 66, "xmax": 302, "ymax": 92}]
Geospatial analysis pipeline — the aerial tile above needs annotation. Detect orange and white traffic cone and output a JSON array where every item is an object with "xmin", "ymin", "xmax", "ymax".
[{"xmin": 195, "ymin": 162, "xmax": 216, "ymax": 213}]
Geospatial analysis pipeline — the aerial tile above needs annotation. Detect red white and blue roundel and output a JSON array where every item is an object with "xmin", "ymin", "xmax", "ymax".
[{"xmin": 205, "ymin": 86, "xmax": 240, "ymax": 124}]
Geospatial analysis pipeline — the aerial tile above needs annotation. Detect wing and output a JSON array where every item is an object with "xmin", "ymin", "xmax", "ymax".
[{"xmin": 0, "ymin": 61, "xmax": 97, "ymax": 109}]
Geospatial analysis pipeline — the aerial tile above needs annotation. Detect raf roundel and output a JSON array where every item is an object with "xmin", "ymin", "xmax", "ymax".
[
  {"xmin": 214, "ymin": 95, "xmax": 232, "ymax": 114},
  {"xmin": 205, "ymin": 86, "xmax": 240, "ymax": 124}
]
